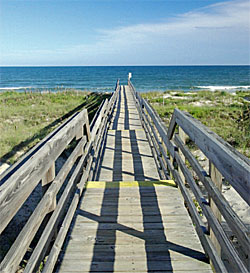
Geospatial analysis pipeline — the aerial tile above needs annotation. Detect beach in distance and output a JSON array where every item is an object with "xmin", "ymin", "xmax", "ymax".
[{"xmin": 0, "ymin": 65, "xmax": 250, "ymax": 93}]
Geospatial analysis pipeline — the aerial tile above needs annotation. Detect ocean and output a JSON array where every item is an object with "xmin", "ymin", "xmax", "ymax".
[{"xmin": 0, "ymin": 66, "xmax": 249, "ymax": 93}]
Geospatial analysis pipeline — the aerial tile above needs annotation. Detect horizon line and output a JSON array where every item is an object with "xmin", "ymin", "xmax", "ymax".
[{"xmin": 1, "ymin": 64, "xmax": 250, "ymax": 67}]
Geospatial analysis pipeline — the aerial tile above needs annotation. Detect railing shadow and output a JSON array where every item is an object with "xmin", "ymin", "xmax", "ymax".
[
  {"xmin": 123, "ymin": 86, "xmax": 129, "ymax": 130},
  {"xmin": 55, "ymin": 85, "xmax": 209, "ymax": 272},
  {"xmin": 0, "ymin": 94, "xmax": 106, "ymax": 168},
  {"xmin": 129, "ymin": 129, "xmax": 173, "ymax": 272},
  {"xmin": 111, "ymin": 86, "xmax": 121, "ymax": 130}
]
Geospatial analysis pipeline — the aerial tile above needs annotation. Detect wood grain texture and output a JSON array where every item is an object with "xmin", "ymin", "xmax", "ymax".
[
  {"xmin": 0, "ymin": 109, "xmax": 89, "ymax": 235},
  {"xmin": 56, "ymin": 85, "xmax": 212, "ymax": 273},
  {"xmin": 43, "ymin": 83, "xmax": 120, "ymax": 272},
  {"xmin": 174, "ymin": 108, "xmax": 250, "ymax": 205},
  {"xmin": 174, "ymin": 149, "xmax": 248, "ymax": 273},
  {"xmin": 0, "ymin": 137, "xmax": 87, "ymax": 273},
  {"xmin": 174, "ymin": 134, "xmax": 250, "ymax": 257},
  {"xmin": 23, "ymin": 138, "xmax": 88, "ymax": 273}
]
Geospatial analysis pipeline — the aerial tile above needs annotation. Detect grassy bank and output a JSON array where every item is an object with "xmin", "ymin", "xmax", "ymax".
[
  {"xmin": 0, "ymin": 90, "xmax": 110, "ymax": 165},
  {"xmin": 141, "ymin": 90, "xmax": 250, "ymax": 157}
]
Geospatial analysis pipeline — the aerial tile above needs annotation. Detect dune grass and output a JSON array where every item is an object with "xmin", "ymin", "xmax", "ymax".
[
  {"xmin": 1, "ymin": 89, "xmax": 249, "ymax": 165},
  {"xmin": 141, "ymin": 90, "xmax": 250, "ymax": 157},
  {"xmin": 0, "ymin": 90, "xmax": 110, "ymax": 164}
]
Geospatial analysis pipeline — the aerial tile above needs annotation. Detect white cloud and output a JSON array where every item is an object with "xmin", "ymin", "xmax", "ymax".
[
  {"xmin": 95, "ymin": 0, "xmax": 249, "ymax": 44},
  {"xmin": 78, "ymin": 0, "xmax": 250, "ymax": 65},
  {"xmin": 2, "ymin": 0, "xmax": 250, "ymax": 65}
]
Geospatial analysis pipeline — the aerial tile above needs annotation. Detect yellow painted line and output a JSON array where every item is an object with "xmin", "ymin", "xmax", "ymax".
[{"xmin": 86, "ymin": 180, "xmax": 176, "ymax": 188}]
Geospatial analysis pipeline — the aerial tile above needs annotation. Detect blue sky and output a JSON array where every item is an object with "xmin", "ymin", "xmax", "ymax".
[{"xmin": 0, "ymin": 0, "xmax": 249, "ymax": 66}]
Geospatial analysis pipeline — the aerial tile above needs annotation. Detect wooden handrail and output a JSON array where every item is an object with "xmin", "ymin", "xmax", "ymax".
[
  {"xmin": 129, "ymin": 80, "xmax": 249, "ymax": 273},
  {"xmin": 0, "ymin": 80, "xmax": 120, "ymax": 273},
  {"xmin": 2, "ymin": 78, "xmax": 248, "ymax": 273},
  {"xmin": 172, "ymin": 109, "xmax": 250, "ymax": 204},
  {"xmin": 0, "ymin": 109, "xmax": 89, "ymax": 235}
]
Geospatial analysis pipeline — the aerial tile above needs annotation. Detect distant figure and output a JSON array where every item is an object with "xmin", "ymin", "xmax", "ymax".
[{"xmin": 128, "ymin": 72, "xmax": 132, "ymax": 80}]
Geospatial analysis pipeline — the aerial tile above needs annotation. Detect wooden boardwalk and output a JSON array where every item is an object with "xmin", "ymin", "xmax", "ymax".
[
  {"xmin": 56, "ymin": 86, "xmax": 212, "ymax": 272},
  {"xmin": 1, "ymin": 80, "xmax": 248, "ymax": 273}
]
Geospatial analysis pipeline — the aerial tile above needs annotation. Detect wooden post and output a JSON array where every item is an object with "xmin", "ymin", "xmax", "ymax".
[
  {"xmin": 209, "ymin": 161, "xmax": 223, "ymax": 266},
  {"xmin": 42, "ymin": 162, "xmax": 56, "ymax": 211},
  {"xmin": 178, "ymin": 127, "xmax": 188, "ymax": 185},
  {"xmin": 84, "ymin": 122, "xmax": 91, "ymax": 142},
  {"xmin": 41, "ymin": 162, "xmax": 57, "ymax": 255},
  {"xmin": 42, "ymin": 163, "xmax": 55, "ymax": 190},
  {"xmin": 76, "ymin": 126, "xmax": 83, "ymax": 140}
]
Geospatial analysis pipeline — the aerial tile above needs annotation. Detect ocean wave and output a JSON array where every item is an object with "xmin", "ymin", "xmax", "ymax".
[
  {"xmin": 0, "ymin": 86, "xmax": 33, "ymax": 90},
  {"xmin": 196, "ymin": 85, "xmax": 250, "ymax": 91}
]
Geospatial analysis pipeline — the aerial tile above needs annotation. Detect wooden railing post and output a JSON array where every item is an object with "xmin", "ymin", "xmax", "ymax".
[
  {"xmin": 84, "ymin": 122, "xmax": 91, "ymax": 142},
  {"xmin": 209, "ymin": 161, "xmax": 223, "ymax": 263},
  {"xmin": 178, "ymin": 127, "xmax": 188, "ymax": 184},
  {"xmin": 75, "ymin": 126, "xmax": 83, "ymax": 140},
  {"xmin": 42, "ymin": 162, "xmax": 56, "ymax": 198}
]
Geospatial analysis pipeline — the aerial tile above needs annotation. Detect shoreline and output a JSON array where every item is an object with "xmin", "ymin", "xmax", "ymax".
[{"xmin": 1, "ymin": 86, "xmax": 250, "ymax": 95}]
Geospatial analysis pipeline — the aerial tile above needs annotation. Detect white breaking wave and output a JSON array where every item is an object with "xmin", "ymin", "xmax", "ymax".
[
  {"xmin": 196, "ymin": 86, "xmax": 250, "ymax": 91},
  {"xmin": 0, "ymin": 86, "xmax": 33, "ymax": 90}
]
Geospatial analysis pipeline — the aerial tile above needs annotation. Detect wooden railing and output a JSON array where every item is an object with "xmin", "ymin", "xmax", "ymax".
[
  {"xmin": 129, "ymin": 79, "xmax": 250, "ymax": 273},
  {"xmin": 1, "ymin": 79, "xmax": 248, "ymax": 273},
  {"xmin": 0, "ymin": 80, "xmax": 120, "ymax": 273}
]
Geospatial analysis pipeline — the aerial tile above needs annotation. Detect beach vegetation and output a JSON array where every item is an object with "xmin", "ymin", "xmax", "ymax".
[
  {"xmin": 142, "ymin": 90, "xmax": 250, "ymax": 157},
  {"xmin": 0, "ymin": 90, "xmax": 110, "ymax": 165}
]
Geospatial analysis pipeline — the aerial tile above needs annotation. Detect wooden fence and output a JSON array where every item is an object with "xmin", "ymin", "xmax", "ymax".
[
  {"xmin": 1, "ymin": 78, "xmax": 249, "ymax": 273},
  {"xmin": 0, "ymin": 81, "xmax": 120, "ymax": 273},
  {"xmin": 128, "ymin": 79, "xmax": 250, "ymax": 273}
]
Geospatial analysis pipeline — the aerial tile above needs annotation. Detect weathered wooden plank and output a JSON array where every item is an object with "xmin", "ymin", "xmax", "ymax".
[
  {"xmin": 136, "ymin": 104, "xmax": 225, "ymax": 272},
  {"xmin": 90, "ymin": 107, "xmax": 110, "ymax": 180},
  {"xmin": 63, "ymin": 241, "xmax": 204, "ymax": 254},
  {"xmin": 81, "ymin": 194, "xmax": 181, "ymax": 203},
  {"xmin": 90, "ymin": 100, "xmax": 105, "ymax": 131},
  {"xmin": 42, "ymin": 162, "xmax": 56, "ymax": 186},
  {"xmin": 209, "ymin": 162, "xmax": 222, "ymax": 257},
  {"xmin": 178, "ymin": 128, "xmax": 188, "ymax": 185},
  {"xmin": 67, "ymin": 234, "xmax": 202, "ymax": 246},
  {"xmin": 55, "ymin": 85, "xmax": 213, "ymax": 273},
  {"xmin": 170, "ymin": 169, "xmax": 227, "ymax": 272},
  {"xmin": 0, "ymin": 109, "xmax": 89, "ymax": 235},
  {"xmin": 42, "ymin": 116, "xmax": 101, "ymax": 273},
  {"xmin": 57, "ymin": 259, "xmax": 211, "ymax": 272},
  {"xmin": 74, "ymin": 213, "xmax": 194, "ymax": 224},
  {"xmin": 209, "ymin": 162, "xmax": 223, "ymax": 271},
  {"xmin": 60, "ymin": 250, "xmax": 207, "ymax": 262},
  {"xmin": 73, "ymin": 211, "xmax": 190, "ymax": 223},
  {"xmin": 0, "ymin": 137, "xmax": 87, "ymax": 273},
  {"xmin": 91, "ymin": 99, "xmax": 109, "ymax": 142},
  {"xmin": 60, "ymin": 251, "xmax": 208, "ymax": 262},
  {"xmin": 142, "ymin": 109, "xmax": 166, "ymax": 179},
  {"xmin": 174, "ymin": 149, "xmax": 248, "ymax": 273},
  {"xmin": 140, "ymin": 93, "xmax": 249, "ymax": 271},
  {"xmin": 70, "ymin": 226, "xmax": 197, "ymax": 237},
  {"xmin": 75, "ymin": 126, "xmax": 83, "ymax": 140},
  {"xmin": 82, "ymin": 188, "xmax": 180, "ymax": 195},
  {"xmin": 24, "ymin": 138, "xmax": 88, "ymax": 273},
  {"xmin": 78, "ymin": 205, "xmax": 186, "ymax": 214},
  {"xmin": 174, "ymin": 134, "xmax": 250, "ymax": 256},
  {"xmin": 0, "ymin": 110, "xmax": 81, "ymax": 183},
  {"xmin": 174, "ymin": 108, "xmax": 250, "ymax": 205},
  {"xmin": 0, "ymin": 84, "xmax": 118, "ymax": 273},
  {"xmin": 42, "ymin": 192, "xmax": 79, "ymax": 273},
  {"xmin": 143, "ymin": 98, "xmax": 176, "ymax": 159}
]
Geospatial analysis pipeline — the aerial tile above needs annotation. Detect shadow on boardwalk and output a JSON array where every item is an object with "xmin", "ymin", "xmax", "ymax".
[{"xmin": 56, "ymin": 127, "xmax": 207, "ymax": 272}]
